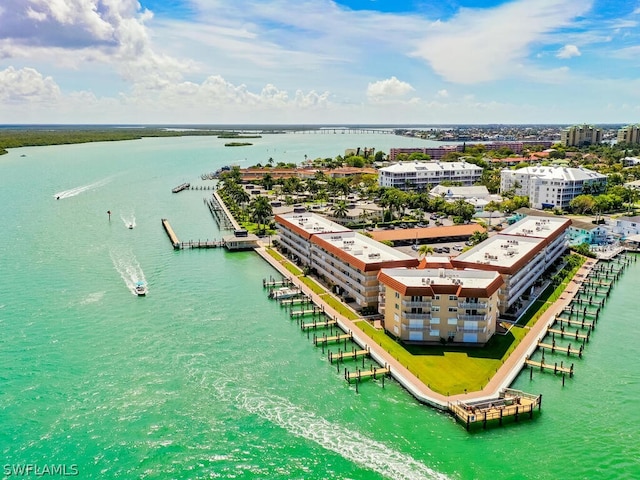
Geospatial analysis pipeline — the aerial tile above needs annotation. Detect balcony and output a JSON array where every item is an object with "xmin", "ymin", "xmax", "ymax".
[
  {"xmin": 402, "ymin": 300, "xmax": 432, "ymax": 309},
  {"xmin": 458, "ymin": 314, "xmax": 487, "ymax": 322},
  {"xmin": 457, "ymin": 301, "xmax": 487, "ymax": 309},
  {"xmin": 404, "ymin": 312, "xmax": 431, "ymax": 321},
  {"xmin": 457, "ymin": 326, "xmax": 487, "ymax": 334}
]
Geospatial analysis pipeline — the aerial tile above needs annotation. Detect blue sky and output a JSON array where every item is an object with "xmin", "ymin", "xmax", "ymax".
[{"xmin": 0, "ymin": 0, "xmax": 638, "ymax": 124}]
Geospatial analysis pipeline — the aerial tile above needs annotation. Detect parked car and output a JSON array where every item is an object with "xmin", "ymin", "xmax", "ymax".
[
  {"xmin": 453, "ymin": 244, "xmax": 463, "ymax": 251},
  {"xmin": 441, "ymin": 246, "xmax": 451, "ymax": 253}
]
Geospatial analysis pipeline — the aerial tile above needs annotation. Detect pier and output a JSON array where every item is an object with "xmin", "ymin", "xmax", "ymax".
[
  {"xmin": 329, "ymin": 348, "xmax": 370, "ymax": 364},
  {"xmin": 344, "ymin": 365, "xmax": 391, "ymax": 383},
  {"xmin": 547, "ymin": 326, "xmax": 590, "ymax": 342},
  {"xmin": 172, "ymin": 182, "xmax": 190, "ymax": 193},
  {"xmin": 161, "ymin": 218, "xmax": 180, "ymax": 249},
  {"xmin": 300, "ymin": 319, "xmax": 338, "ymax": 330},
  {"xmin": 161, "ymin": 218, "xmax": 225, "ymax": 250},
  {"xmin": 449, "ymin": 389, "xmax": 541, "ymax": 430},
  {"xmin": 525, "ymin": 358, "xmax": 574, "ymax": 376},
  {"xmin": 537, "ymin": 341, "xmax": 583, "ymax": 358},
  {"xmin": 313, "ymin": 332, "xmax": 353, "ymax": 345}
]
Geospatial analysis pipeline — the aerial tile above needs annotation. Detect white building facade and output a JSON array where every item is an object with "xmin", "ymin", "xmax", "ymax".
[
  {"xmin": 500, "ymin": 166, "xmax": 607, "ymax": 209},
  {"xmin": 378, "ymin": 161, "xmax": 483, "ymax": 190}
]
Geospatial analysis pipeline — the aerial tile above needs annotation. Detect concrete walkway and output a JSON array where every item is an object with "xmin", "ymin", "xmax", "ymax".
[{"xmin": 256, "ymin": 246, "xmax": 598, "ymax": 409}]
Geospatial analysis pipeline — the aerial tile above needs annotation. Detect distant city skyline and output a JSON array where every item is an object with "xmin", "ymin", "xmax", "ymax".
[{"xmin": 1, "ymin": 0, "xmax": 639, "ymax": 125}]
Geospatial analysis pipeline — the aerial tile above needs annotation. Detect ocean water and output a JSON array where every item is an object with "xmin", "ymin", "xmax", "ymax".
[{"xmin": 0, "ymin": 133, "xmax": 639, "ymax": 480}]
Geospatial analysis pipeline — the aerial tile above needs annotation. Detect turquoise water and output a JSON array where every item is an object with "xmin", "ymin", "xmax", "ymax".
[{"xmin": 1, "ymin": 134, "xmax": 639, "ymax": 479}]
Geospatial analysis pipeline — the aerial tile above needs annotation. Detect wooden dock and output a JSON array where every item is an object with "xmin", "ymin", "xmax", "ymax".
[
  {"xmin": 449, "ymin": 388, "xmax": 541, "ymax": 430},
  {"xmin": 290, "ymin": 307, "xmax": 323, "ymax": 318},
  {"xmin": 172, "ymin": 182, "xmax": 190, "ymax": 193},
  {"xmin": 313, "ymin": 333, "xmax": 352, "ymax": 345},
  {"xmin": 537, "ymin": 341, "xmax": 583, "ymax": 358},
  {"xmin": 280, "ymin": 297, "xmax": 311, "ymax": 307},
  {"xmin": 301, "ymin": 319, "xmax": 337, "ymax": 330},
  {"xmin": 547, "ymin": 327, "xmax": 590, "ymax": 342},
  {"xmin": 329, "ymin": 348, "xmax": 370, "ymax": 364},
  {"xmin": 345, "ymin": 365, "xmax": 390, "ymax": 383},
  {"xmin": 161, "ymin": 218, "xmax": 180, "ymax": 249},
  {"xmin": 263, "ymin": 278, "xmax": 291, "ymax": 288},
  {"xmin": 554, "ymin": 316, "xmax": 594, "ymax": 331},
  {"xmin": 178, "ymin": 240, "xmax": 223, "ymax": 249},
  {"xmin": 525, "ymin": 358, "xmax": 573, "ymax": 376}
]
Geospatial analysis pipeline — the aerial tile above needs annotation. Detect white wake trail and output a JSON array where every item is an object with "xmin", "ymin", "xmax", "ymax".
[
  {"xmin": 109, "ymin": 249, "xmax": 147, "ymax": 295},
  {"xmin": 212, "ymin": 378, "xmax": 451, "ymax": 480},
  {"xmin": 54, "ymin": 176, "xmax": 112, "ymax": 199}
]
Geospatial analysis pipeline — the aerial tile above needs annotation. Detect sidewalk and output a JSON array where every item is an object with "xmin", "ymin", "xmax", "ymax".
[{"xmin": 256, "ymin": 246, "xmax": 597, "ymax": 409}]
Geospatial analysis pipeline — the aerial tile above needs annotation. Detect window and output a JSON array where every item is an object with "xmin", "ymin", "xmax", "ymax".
[
  {"xmin": 430, "ymin": 318, "xmax": 440, "ymax": 324},
  {"xmin": 433, "ymin": 295, "xmax": 440, "ymax": 300},
  {"xmin": 448, "ymin": 318, "xmax": 458, "ymax": 325},
  {"xmin": 449, "ymin": 295, "xmax": 457, "ymax": 301},
  {"xmin": 448, "ymin": 307, "xmax": 457, "ymax": 312},
  {"xmin": 395, "ymin": 292, "xmax": 400, "ymax": 299},
  {"xmin": 431, "ymin": 306, "xmax": 440, "ymax": 312}
]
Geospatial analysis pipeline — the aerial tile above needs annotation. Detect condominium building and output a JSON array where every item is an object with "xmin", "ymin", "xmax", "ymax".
[
  {"xmin": 500, "ymin": 166, "xmax": 607, "ymax": 209},
  {"xmin": 617, "ymin": 125, "xmax": 640, "ymax": 145},
  {"xmin": 377, "ymin": 268, "xmax": 502, "ymax": 345},
  {"xmin": 275, "ymin": 212, "xmax": 418, "ymax": 308},
  {"xmin": 451, "ymin": 217, "xmax": 570, "ymax": 315},
  {"xmin": 378, "ymin": 161, "xmax": 483, "ymax": 190},
  {"xmin": 560, "ymin": 124, "xmax": 603, "ymax": 147}
]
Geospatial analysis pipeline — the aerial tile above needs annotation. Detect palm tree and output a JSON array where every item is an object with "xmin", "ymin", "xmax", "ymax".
[
  {"xmin": 417, "ymin": 245, "xmax": 434, "ymax": 259},
  {"xmin": 261, "ymin": 172, "xmax": 275, "ymax": 191},
  {"xmin": 332, "ymin": 200, "xmax": 349, "ymax": 219},
  {"xmin": 250, "ymin": 196, "xmax": 273, "ymax": 233}
]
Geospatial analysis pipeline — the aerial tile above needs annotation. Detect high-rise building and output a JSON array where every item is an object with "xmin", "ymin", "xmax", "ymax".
[
  {"xmin": 617, "ymin": 124, "xmax": 640, "ymax": 145},
  {"xmin": 560, "ymin": 124, "xmax": 602, "ymax": 147}
]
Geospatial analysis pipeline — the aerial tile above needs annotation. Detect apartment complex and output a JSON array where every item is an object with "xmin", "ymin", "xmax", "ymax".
[
  {"xmin": 451, "ymin": 216, "xmax": 570, "ymax": 314},
  {"xmin": 377, "ymin": 268, "xmax": 502, "ymax": 344},
  {"xmin": 378, "ymin": 161, "xmax": 483, "ymax": 190},
  {"xmin": 275, "ymin": 212, "xmax": 418, "ymax": 308},
  {"xmin": 617, "ymin": 124, "xmax": 640, "ymax": 145},
  {"xmin": 388, "ymin": 141, "xmax": 553, "ymax": 162},
  {"xmin": 560, "ymin": 124, "xmax": 603, "ymax": 147},
  {"xmin": 500, "ymin": 166, "xmax": 607, "ymax": 209}
]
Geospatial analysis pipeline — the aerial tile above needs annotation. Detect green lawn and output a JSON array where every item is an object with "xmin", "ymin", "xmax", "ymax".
[{"xmin": 265, "ymin": 247, "xmax": 586, "ymax": 395}]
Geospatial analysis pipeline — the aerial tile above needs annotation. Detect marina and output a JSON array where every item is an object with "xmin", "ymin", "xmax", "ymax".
[{"xmin": 3, "ymin": 135, "xmax": 640, "ymax": 479}]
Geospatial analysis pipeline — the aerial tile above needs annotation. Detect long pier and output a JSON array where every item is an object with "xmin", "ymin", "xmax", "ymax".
[
  {"xmin": 345, "ymin": 365, "xmax": 391, "ymax": 383},
  {"xmin": 161, "ymin": 218, "xmax": 180, "ymax": 248},
  {"xmin": 162, "ymin": 218, "xmax": 224, "ymax": 250},
  {"xmin": 172, "ymin": 182, "xmax": 190, "ymax": 193},
  {"xmin": 537, "ymin": 341, "xmax": 583, "ymax": 358},
  {"xmin": 301, "ymin": 319, "xmax": 338, "ymax": 330},
  {"xmin": 329, "ymin": 348, "xmax": 370, "ymax": 364}
]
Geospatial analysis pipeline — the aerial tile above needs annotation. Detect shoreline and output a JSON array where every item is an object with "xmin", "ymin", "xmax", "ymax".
[{"xmin": 255, "ymin": 244, "xmax": 622, "ymax": 411}]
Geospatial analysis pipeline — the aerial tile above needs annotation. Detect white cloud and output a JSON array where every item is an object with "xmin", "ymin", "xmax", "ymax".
[
  {"xmin": 412, "ymin": 0, "xmax": 593, "ymax": 84},
  {"xmin": 436, "ymin": 89, "xmax": 449, "ymax": 98},
  {"xmin": 366, "ymin": 76, "xmax": 414, "ymax": 102},
  {"xmin": 0, "ymin": 66, "xmax": 61, "ymax": 103},
  {"xmin": 556, "ymin": 44, "xmax": 581, "ymax": 58}
]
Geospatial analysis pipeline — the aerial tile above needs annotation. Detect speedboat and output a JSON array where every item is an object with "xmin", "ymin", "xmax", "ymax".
[
  {"xmin": 135, "ymin": 281, "xmax": 147, "ymax": 296},
  {"xmin": 269, "ymin": 287, "xmax": 300, "ymax": 300},
  {"xmin": 128, "ymin": 223, "xmax": 134, "ymax": 229}
]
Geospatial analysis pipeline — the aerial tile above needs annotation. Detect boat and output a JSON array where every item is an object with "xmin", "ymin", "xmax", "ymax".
[
  {"xmin": 134, "ymin": 281, "xmax": 147, "ymax": 296},
  {"xmin": 128, "ymin": 223, "xmax": 134, "ymax": 229},
  {"xmin": 268, "ymin": 287, "xmax": 300, "ymax": 300}
]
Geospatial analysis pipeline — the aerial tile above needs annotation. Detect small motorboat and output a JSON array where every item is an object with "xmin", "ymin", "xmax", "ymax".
[
  {"xmin": 134, "ymin": 281, "xmax": 147, "ymax": 296},
  {"xmin": 268, "ymin": 287, "xmax": 300, "ymax": 300},
  {"xmin": 128, "ymin": 223, "xmax": 134, "ymax": 229}
]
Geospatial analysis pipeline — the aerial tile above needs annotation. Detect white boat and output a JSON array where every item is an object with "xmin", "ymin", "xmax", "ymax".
[
  {"xmin": 134, "ymin": 281, "xmax": 147, "ymax": 296},
  {"xmin": 128, "ymin": 223, "xmax": 134, "ymax": 229},
  {"xmin": 269, "ymin": 287, "xmax": 300, "ymax": 299}
]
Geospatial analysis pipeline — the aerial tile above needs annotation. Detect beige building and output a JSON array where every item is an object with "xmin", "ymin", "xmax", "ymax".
[
  {"xmin": 451, "ymin": 216, "xmax": 571, "ymax": 315},
  {"xmin": 617, "ymin": 124, "xmax": 640, "ymax": 145},
  {"xmin": 560, "ymin": 124, "xmax": 602, "ymax": 147},
  {"xmin": 378, "ymin": 268, "xmax": 502, "ymax": 345}
]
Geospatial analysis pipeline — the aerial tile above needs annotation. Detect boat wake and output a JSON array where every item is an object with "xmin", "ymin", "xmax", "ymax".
[
  {"xmin": 54, "ymin": 177, "xmax": 112, "ymax": 200},
  {"xmin": 110, "ymin": 249, "xmax": 147, "ymax": 296},
  {"xmin": 212, "ymin": 378, "xmax": 450, "ymax": 480},
  {"xmin": 121, "ymin": 213, "xmax": 136, "ymax": 229}
]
